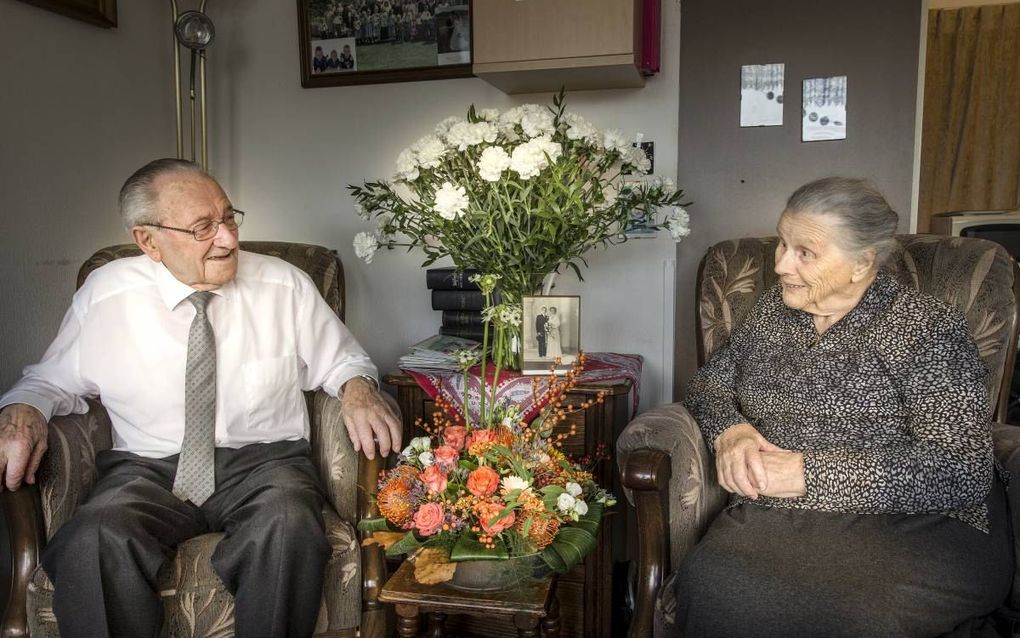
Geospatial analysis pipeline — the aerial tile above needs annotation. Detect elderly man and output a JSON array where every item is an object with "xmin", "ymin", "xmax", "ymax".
[{"xmin": 0, "ymin": 158, "xmax": 401, "ymax": 637}]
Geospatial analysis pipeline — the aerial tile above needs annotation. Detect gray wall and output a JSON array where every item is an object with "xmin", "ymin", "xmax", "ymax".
[
  {"xmin": 0, "ymin": 0, "xmax": 173, "ymax": 390},
  {"xmin": 205, "ymin": 0, "xmax": 684, "ymax": 409},
  {"xmin": 673, "ymin": 0, "xmax": 923, "ymax": 397}
]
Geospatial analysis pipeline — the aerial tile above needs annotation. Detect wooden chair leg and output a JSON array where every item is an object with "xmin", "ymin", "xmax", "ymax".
[{"xmin": 394, "ymin": 603, "xmax": 420, "ymax": 638}]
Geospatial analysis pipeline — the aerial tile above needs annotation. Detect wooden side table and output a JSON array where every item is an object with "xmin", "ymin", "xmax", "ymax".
[
  {"xmin": 383, "ymin": 373, "xmax": 633, "ymax": 638},
  {"xmin": 379, "ymin": 560, "xmax": 561, "ymax": 638}
]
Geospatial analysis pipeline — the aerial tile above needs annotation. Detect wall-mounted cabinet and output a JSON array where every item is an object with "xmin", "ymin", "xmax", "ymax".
[{"xmin": 472, "ymin": 0, "xmax": 649, "ymax": 94}]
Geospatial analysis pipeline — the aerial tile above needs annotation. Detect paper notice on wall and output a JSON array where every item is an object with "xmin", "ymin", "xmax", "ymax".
[
  {"xmin": 802, "ymin": 76, "xmax": 847, "ymax": 142},
  {"xmin": 740, "ymin": 63, "xmax": 784, "ymax": 127}
]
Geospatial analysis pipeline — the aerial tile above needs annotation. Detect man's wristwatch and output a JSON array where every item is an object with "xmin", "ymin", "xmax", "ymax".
[{"xmin": 348, "ymin": 374, "xmax": 379, "ymax": 392}]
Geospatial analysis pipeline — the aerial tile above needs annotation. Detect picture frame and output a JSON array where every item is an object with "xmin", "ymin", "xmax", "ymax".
[
  {"xmin": 521, "ymin": 296, "xmax": 581, "ymax": 376},
  {"xmin": 16, "ymin": 0, "xmax": 117, "ymax": 28},
  {"xmin": 297, "ymin": 0, "xmax": 473, "ymax": 89}
]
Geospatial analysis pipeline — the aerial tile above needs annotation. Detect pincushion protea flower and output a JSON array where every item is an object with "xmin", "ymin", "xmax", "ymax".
[
  {"xmin": 377, "ymin": 465, "xmax": 421, "ymax": 528},
  {"xmin": 515, "ymin": 514, "xmax": 561, "ymax": 550}
]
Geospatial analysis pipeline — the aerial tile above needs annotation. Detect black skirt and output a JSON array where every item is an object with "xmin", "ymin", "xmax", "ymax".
[{"xmin": 675, "ymin": 478, "xmax": 1013, "ymax": 638}]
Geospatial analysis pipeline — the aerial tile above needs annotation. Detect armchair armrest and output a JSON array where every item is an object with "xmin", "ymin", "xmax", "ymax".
[
  {"xmin": 2, "ymin": 400, "xmax": 113, "ymax": 638},
  {"xmin": 617, "ymin": 403, "xmax": 728, "ymax": 638},
  {"xmin": 992, "ymin": 421, "xmax": 1020, "ymax": 612},
  {"xmin": 311, "ymin": 389, "xmax": 398, "ymax": 638}
]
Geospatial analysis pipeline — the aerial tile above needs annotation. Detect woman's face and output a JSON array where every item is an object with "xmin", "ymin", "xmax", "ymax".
[{"xmin": 774, "ymin": 211, "xmax": 871, "ymax": 316}]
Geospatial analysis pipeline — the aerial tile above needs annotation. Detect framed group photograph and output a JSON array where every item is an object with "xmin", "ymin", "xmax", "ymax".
[
  {"xmin": 521, "ymin": 296, "xmax": 581, "ymax": 376},
  {"xmin": 16, "ymin": 0, "xmax": 117, "ymax": 28},
  {"xmin": 297, "ymin": 0, "xmax": 473, "ymax": 88}
]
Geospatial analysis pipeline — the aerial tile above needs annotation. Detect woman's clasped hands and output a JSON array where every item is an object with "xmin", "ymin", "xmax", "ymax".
[{"xmin": 713, "ymin": 423, "xmax": 806, "ymax": 499}]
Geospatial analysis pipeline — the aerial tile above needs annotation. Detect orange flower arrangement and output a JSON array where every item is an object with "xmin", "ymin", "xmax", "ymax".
[{"xmin": 362, "ymin": 353, "xmax": 615, "ymax": 577}]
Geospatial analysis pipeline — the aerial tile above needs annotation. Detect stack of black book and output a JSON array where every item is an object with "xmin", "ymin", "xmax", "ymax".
[{"xmin": 427, "ymin": 267, "xmax": 486, "ymax": 342}]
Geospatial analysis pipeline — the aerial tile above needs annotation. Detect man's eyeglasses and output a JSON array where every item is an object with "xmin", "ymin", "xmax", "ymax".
[{"xmin": 142, "ymin": 210, "xmax": 245, "ymax": 241}]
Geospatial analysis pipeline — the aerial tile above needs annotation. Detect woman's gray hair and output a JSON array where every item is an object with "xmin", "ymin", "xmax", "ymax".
[
  {"xmin": 785, "ymin": 177, "xmax": 900, "ymax": 266},
  {"xmin": 119, "ymin": 158, "xmax": 206, "ymax": 230}
]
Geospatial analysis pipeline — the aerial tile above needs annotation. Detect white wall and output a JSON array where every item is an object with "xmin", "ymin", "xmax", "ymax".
[
  {"xmin": 205, "ymin": 0, "xmax": 683, "ymax": 409},
  {"xmin": 0, "ymin": 0, "xmax": 173, "ymax": 390}
]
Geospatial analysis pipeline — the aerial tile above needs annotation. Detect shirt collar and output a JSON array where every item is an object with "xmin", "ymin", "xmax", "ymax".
[{"xmin": 153, "ymin": 261, "xmax": 233, "ymax": 310}]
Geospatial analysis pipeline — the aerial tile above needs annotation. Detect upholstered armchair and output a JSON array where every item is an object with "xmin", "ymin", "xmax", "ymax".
[
  {"xmin": 1, "ymin": 242, "xmax": 392, "ymax": 638},
  {"xmin": 617, "ymin": 235, "xmax": 1020, "ymax": 638}
]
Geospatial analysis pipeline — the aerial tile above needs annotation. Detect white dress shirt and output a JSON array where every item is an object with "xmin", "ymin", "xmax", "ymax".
[{"xmin": 0, "ymin": 251, "xmax": 378, "ymax": 458}]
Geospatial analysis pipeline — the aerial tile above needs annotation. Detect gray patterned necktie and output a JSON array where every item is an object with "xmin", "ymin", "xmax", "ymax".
[{"xmin": 173, "ymin": 291, "xmax": 216, "ymax": 505}]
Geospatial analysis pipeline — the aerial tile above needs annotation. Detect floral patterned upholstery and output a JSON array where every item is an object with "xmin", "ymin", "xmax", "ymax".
[
  {"xmin": 23, "ymin": 242, "xmax": 373, "ymax": 637},
  {"xmin": 617, "ymin": 235, "xmax": 1020, "ymax": 638}
]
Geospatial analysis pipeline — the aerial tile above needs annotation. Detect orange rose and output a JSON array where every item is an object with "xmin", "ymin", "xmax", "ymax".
[
  {"xmin": 467, "ymin": 465, "xmax": 500, "ymax": 498},
  {"xmin": 433, "ymin": 445, "xmax": 460, "ymax": 468},
  {"xmin": 476, "ymin": 500, "xmax": 516, "ymax": 535},
  {"xmin": 420, "ymin": 464, "xmax": 448, "ymax": 494},
  {"xmin": 413, "ymin": 502, "xmax": 445, "ymax": 536},
  {"xmin": 444, "ymin": 426, "xmax": 467, "ymax": 451},
  {"xmin": 466, "ymin": 429, "xmax": 498, "ymax": 449}
]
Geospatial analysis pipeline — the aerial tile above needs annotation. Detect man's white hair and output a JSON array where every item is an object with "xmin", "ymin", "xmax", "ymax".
[{"xmin": 118, "ymin": 158, "xmax": 207, "ymax": 230}]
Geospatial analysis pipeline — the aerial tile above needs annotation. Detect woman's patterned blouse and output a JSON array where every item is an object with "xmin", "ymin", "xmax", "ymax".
[{"xmin": 685, "ymin": 271, "xmax": 994, "ymax": 531}]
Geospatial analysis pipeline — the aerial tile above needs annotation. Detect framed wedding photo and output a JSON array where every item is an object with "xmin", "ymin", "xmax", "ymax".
[
  {"xmin": 297, "ymin": 0, "xmax": 473, "ymax": 88},
  {"xmin": 522, "ymin": 296, "xmax": 581, "ymax": 376}
]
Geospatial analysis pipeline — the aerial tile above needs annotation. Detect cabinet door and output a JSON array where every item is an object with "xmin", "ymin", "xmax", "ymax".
[{"xmin": 473, "ymin": 0, "xmax": 640, "ymax": 65}]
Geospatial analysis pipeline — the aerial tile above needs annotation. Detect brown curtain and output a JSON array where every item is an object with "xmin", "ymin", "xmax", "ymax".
[{"xmin": 918, "ymin": 4, "xmax": 1020, "ymax": 232}]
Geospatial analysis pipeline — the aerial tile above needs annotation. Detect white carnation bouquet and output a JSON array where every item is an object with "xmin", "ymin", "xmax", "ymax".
[{"xmin": 349, "ymin": 91, "xmax": 691, "ymax": 303}]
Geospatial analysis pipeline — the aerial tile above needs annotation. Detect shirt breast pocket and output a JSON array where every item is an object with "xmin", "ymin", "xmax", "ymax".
[{"xmin": 243, "ymin": 355, "xmax": 305, "ymax": 431}]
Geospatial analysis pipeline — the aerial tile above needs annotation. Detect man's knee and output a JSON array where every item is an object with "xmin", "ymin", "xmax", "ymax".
[{"xmin": 248, "ymin": 485, "xmax": 326, "ymax": 544}]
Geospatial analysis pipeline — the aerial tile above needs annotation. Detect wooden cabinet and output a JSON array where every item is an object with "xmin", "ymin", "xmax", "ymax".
[
  {"xmin": 383, "ymin": 373, "xmax": 634, "ymax": 638},
  {"xmin": 471, "ymin": 0, "xmax": 646, "ymax": 94}
]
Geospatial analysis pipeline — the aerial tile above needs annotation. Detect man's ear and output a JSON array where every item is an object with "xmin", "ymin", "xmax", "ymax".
[{"xmin": 131, "ymin": 227, "xmax": 163, "ymax": 262}]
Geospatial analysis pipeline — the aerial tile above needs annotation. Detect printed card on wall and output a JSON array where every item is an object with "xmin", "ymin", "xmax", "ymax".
[
  {"xmin": 740, "ymin": 63, "xmax": 785, "ymax": 127},
  {"xmin": 802, "ymin": 76, "xmax": 847, "ymax": 142}
]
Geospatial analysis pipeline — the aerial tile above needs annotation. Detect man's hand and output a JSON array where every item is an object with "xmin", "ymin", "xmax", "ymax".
[
  {"xmin": 340, "ymin": 377, "xmax": 401, "ymax": 460},
  {"xmin": 0, "ymin": 404, "xmax": 49, "ymax": 491},
  {"xmin": 713, "ymin": 423, "xmax": 786, "ymax": 499}
]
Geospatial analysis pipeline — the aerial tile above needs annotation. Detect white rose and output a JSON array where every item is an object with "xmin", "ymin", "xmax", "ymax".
[
  {"xmin": 557, "ymin": 493, "xmax": 577, "ymax": 513},
  {"xmin": 352, "ymin": 232, "xmax": 379, "ymax": 264},
  {"xmin": 418, "ymin": 451, "xmax": 435, "ymax": 467},
  {"xmin": 433, "ymin": 182, "xmax": 470, "ymax": 220},
  {"xmin": 573, "ymin": 500, "xmax": 589, "ymax": 516},
  {"xmin": 566, "ymin": 482, "xmax": 582, "ymax": 497},
  {"xmin": 477, "ymin": 146, "xmax": 511, "ymax": 182},
  {"xmin": 401, "ymin": 445, "xmax": 414, "ymax": 458},
  {"xmin": 411, "ymin": 436, "xmax": 432, "ymax": 451}
]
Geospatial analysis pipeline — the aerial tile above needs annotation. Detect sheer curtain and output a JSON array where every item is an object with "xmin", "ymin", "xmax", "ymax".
[{"xmin": 918, "ymin": 3, "xmax": 1020, "ymax": 231}]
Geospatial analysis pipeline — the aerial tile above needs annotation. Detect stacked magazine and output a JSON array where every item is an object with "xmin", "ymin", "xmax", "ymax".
[{"xmin": 397, "ymin": 334, "xmax": 485, "ymax": 373}]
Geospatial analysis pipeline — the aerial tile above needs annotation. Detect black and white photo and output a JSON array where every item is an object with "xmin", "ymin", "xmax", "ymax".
[{"xmin": 522, "ymin": 296, "xmax": 581, "ymax": 375}]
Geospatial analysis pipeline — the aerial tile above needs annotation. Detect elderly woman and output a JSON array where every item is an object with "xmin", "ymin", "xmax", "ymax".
[{"xmin": 679, "ymin": 178, "xmax": 1012, "ymax": 637}]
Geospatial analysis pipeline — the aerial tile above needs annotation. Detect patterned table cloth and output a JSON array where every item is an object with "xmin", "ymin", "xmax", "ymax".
[{"xmin": 403, "ymin": 352, "xmax": 643, "ymax": 425}]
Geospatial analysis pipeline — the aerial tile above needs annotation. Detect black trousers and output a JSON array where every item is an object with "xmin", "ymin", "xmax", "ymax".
[
  {"xmin": 676, "ymin": 477, "xmax": 1013, "ymax": 638},
  {"xmin": 41, "ymin": 439, "xmax": 330, "ymax": 638}
]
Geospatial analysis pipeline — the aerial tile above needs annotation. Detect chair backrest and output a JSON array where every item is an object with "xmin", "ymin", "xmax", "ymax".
[
  {"xmin": 695, "ymin": 235, "xmax": 1020, "ymax": 421},
  {"xmin": 77, "ymin": 241, "xmax": 345, "ymax": 321}
]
